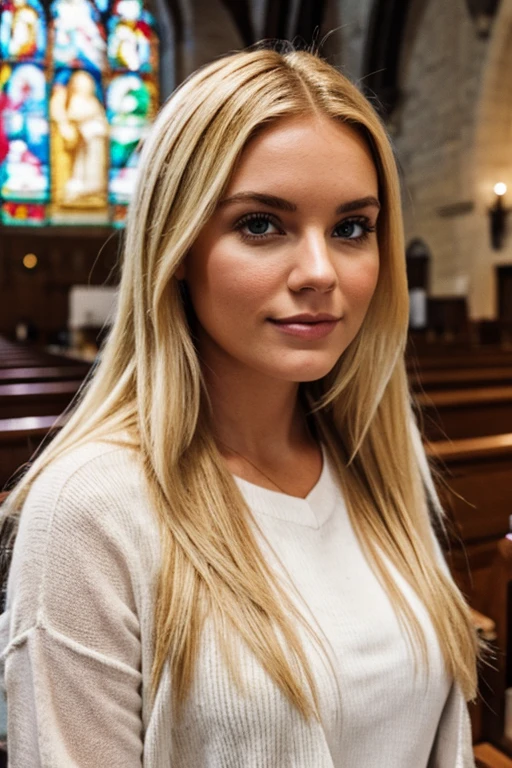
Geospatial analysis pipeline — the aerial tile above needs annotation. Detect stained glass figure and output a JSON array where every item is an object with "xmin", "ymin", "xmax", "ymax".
[
  {"xmin": 107, "ymin": 0, "xmax": 156, "ymax": 73},
  {"xmin": 0, "ymin": 62, "xmax": 50, "ymax": 224},
  {"xmin": 107, "ymin": 73, "xmax": 155, "ymax": 206},
  {"xmin": 49, "ymin": 68, "xmax": 109, "ymax": 219},
  {"xmin": 51, "ymin": 0, "xmax": 106, "ymax": 74},
  {"xmin": 0, "ymin": 0, "xmax": 46, "ymax": 62}
]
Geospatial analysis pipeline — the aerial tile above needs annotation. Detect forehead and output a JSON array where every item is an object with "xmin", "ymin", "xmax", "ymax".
[{"xmin": 225, "ymin": 115, "xmax": 378, "ymax": 200}]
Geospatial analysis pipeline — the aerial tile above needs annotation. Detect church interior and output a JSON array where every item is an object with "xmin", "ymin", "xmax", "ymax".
[{"xmin": 2, "ymin": 0, "xmax": 512, "ymax": 765}]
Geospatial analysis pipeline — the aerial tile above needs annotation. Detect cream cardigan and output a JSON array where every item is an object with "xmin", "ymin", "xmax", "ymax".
[{"xmin": 0, "ymin": 441, "xmax": 475, "ymax": 766}]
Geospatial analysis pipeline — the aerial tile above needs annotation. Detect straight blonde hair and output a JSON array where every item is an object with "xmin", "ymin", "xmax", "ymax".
[{"xmin": 2, "ymin": 47, "xmax": 481, "ymax": 719}]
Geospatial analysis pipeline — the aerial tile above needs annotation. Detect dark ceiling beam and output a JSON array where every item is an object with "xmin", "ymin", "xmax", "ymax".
[
  {"xmin": 263, "ymin": 0, "xmax": 327, "ymax": 46},
  {"xmin": 163, "ymin": 0, "xmax": 186, "ymax": 84},
  {"xmin": 293, "ymin": 0, "xmax": 327, "ymax": 46},
  {"xmin": 220, "ymin": 0, "xmax": 256, "ymax": 46},
  {"xmin": 264, "ymin": 0, "xmax": 292, "ymax": 40},
  {"xmin": 362, "ymin": 0, "xmax": 410, "ymax": 117}
]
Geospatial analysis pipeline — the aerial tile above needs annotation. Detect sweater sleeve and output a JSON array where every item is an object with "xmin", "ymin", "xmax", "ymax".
[
  {"xmin": 428, "ymin": 681, "xmax": 475, "ymax": 768},
  {"xmin": 0, "ymin": 449, "xmax": 150, "ymax": 767},
  {"xmin": 3, "ymin": 623, "xmax": 143, "ymax": 767}
]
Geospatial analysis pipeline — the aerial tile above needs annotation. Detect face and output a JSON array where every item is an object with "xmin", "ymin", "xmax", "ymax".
[{"xmin": 179, "ymin": 115, "xmax": 380, "ymax": 384}]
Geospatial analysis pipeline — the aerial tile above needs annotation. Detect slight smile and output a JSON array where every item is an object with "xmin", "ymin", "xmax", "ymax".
[{"xmin": 268, "ymin": 313, "xmax": 341, "ymax": 340}]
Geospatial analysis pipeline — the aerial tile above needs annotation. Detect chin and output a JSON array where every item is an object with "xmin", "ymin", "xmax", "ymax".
[{"xmin": 269, "ymin": 356, "xmax": 343, "ymax": 384}]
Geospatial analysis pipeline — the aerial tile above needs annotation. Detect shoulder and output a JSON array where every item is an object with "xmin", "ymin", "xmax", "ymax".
[
  {"xmin": 26, "ymin": 439, "xmax": 145, "ymax": 507},
  {"xmin": 17, "ymin": 439, "xmax": 153, "ymax": 544},
  {"xmin": 6, "ymin": 440, "xmax": 161, "ymax": 636},
  {"xmin": 14, "ymin": 437, "xmax": 160, "ymax": 549}
]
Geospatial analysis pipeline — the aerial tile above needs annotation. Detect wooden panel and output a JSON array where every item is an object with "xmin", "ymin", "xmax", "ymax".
[
  {"xmin": 418, "ymin": 387, "xmax": 512, "ymax": 440},
  {"xmin": 410, "ymin": 367, "xmax": 512, "ymax": 392},
  {"xmin": 0, "ymin": 336, "xmax": 88, "ymax": 369},
  {"xmin": 0, "ymin": 381, "xmax": 80, "ymax": 419},
  {"xmin": 474, "ymin": 743, "xmax": 512, "ymax": 767},
  {"xmin": 473, "ymin": 539, "xmax": 512, "ymax": 755},
  {"xmin": 0, "ymin": 415, "xmax": 59, "ymax": 488},
  {"xmin": 0, "ymin": 365, "xmax": 89, "ymax": 383},
  {"xmin": 0, "ymin": 229, "xmax": 120, "ymax": 344},
  {"xmin": 407, "ymin": 348, "xmax": 512, "ymax": 371},
  {"xmin": 427, "ymin": 436, "xmax": 512, "ymax": 613}
]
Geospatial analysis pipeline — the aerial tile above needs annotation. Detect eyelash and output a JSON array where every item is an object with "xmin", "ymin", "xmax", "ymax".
[{"xmin": 233, "ymin": 212, "xmax": 376, "ymax": 243}]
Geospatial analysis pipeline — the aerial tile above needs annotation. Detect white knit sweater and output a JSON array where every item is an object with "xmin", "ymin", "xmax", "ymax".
[{"xmin": 0, "ymin": 441, "xmax": 475, "ymax": 767}]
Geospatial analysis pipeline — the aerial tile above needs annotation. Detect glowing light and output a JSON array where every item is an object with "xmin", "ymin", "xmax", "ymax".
[
  {"xmin": 23, "ymin": 253, "xmax": 38, "ymax": 269},
  {"xmin": 494, "ymin": 182, "xmax": 507, "ymax": 196}
]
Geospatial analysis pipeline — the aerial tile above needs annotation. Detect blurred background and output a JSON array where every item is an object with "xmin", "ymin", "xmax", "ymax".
[
  {"xmin": 1, "ymin": 0, "xmax": 512, "ymax": 356},
  {"xmin": 4, "ymin": 2, "xmax": 512, "ymax": 764}
]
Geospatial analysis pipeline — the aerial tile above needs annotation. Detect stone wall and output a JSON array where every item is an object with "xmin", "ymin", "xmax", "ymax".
[
  {"xmin": 392, "ymin": 0, "xmax": 490, "ymax": 316},
  {"xmin": 326, "ymin": 0, "xmax": 512, "ymax": 318}
]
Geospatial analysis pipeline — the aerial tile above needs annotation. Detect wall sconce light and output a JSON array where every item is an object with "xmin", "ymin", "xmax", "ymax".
[{"xmin": 490, "ymin": 182, "xmax": 509, "ymax": 250}]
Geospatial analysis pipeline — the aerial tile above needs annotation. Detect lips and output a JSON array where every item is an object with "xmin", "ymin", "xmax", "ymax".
[
  {"xmin": 270, "ymin": 313, "xmax": 340, "ymax": 324},
  {"xmin": 268, "ymin": 314, "xmax": 341, "ymax": 340}
]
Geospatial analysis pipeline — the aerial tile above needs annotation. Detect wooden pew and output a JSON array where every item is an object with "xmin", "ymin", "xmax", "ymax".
[
  {"xmin": 471, "ymin": 537, "xmax": 512, "ymax": 758},
  {"xmin": 426, "ymin": 434, "xmax": 512, "ymax": 617},
  {"xmin": 0, "ymin": 335, "xmax": 91, "ymax": 370},
  {"xmin": 0, "ymin": 415, "xmax": 60, "ymax": 489},
  {"xmin": 474, "ymin": 743, "xmax": 512, "ymax": 767},
  {"xmin": 0, "ymin": 381, "xmax": 81, "ymax": 420},
  {"xmin": 0, "ymin": 365, "xmax": 90, "ymax": 384},
  {"xmin": 425, "ymin": 435, "xmax": 512, "ymax": 748},
  {"xmin": 407, "ymin": 347, "xmax": 512, "ymax": 372},
  {"xmin": 0, "ymin": 341, "xmax": 88, "ymax": 486},
  {"xmin": 410, "ymin": 366, "xmax": 512, "ymax": 392},
  {"xmin": 417, "ymin": 387, "xmax": 512, "ymax": 441}
]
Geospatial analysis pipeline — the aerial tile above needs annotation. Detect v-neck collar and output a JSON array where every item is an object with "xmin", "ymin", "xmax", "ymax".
[{"xmin": 233, "ymin": 446, "xmax": 339, "ymax": 529}]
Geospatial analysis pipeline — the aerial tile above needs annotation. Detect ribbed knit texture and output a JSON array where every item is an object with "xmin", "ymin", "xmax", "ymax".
[{"xmin": 0, "ymin": 441, "xmax": 475, "ymax": 767}]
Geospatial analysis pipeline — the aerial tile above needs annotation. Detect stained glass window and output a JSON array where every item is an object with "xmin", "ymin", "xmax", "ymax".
[
  {"xmin": 0, "ymin": 0, "xmax": 49, "ymax": 224},
  {"xmin": 106, "ymin": 0, "xmax": 157, "ymax": 226},
  {"xmin": 108, "ymin": 0, "xmax": 156, "ymax": 74},
  {"xmin": 0, "ymin": 0, "xmax": 159, "ymax": 227},
  {"xmin": 1, "ymin": 0, "xmax": 46, "ymax": 61}
]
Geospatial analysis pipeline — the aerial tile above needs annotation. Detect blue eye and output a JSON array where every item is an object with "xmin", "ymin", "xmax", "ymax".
[
  {"xmin": 247, "ymin": 217, "xmax": 273, "ymax": 235},
  {"xmin": 235, "ymin": 213, "xmax": 282, "ymax": 240},
  {"xmin": 334, "ymin": 217, "xmax": 375, "ymax": 241}
]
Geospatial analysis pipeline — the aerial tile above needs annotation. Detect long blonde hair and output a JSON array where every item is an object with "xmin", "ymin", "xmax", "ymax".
[{"xmin": 2, "ymin": 47, "xmax": 480, "ymax": 718}]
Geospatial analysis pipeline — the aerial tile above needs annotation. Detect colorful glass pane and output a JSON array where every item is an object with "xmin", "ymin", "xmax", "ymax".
[
  {"xmin": 94, "ymin": 0, "xmax": 109, "ymax": 14},
  {"xmin": 107, "ymin": 0, "xmax": 156, "ymax": 73},
  {"xmin": 0, "ymin": 0, "xmax": 46, "ymax": 62},
  {"xmin": 0, "ymin": 63, "xmax": 50, "ymax": 211},
  {"xmin": 107, "ymin": 73, "xmax": 155, "ymax": 204},
  {"xmin": 49, "ymin": 68, "xmax": 109, "ymax": 216},
  {"xmin": 1, "ymin": 200, "xmax": 46, "ymax": 224},
  {"xmin": 51, "ymin": 0, "xmax": 106, "ymax": 73},
  {"xmin": 111, "ymin": 202, "xmax": 127, "ymax": 227}
]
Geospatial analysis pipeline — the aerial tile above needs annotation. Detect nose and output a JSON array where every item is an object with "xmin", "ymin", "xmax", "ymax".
[{"xmin": 287, "ymin": 230, "xmax": 338, "ymax": 294}]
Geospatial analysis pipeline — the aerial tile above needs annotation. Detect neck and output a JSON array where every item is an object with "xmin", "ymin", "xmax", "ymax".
[{"xmin": 201, "ymin": 356, "xmax": 311, "ymax": 463}]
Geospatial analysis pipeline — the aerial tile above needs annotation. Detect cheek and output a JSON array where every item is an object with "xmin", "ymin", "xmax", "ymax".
[
  {"xmin": 188, "ymin": 263, "xmax": 274, "ymax": 355},
  {"xmin": 189, "ymin": 250, "xmax": 277, "ymax": 312},
  {"xmin": 342, "ymin": 258, "xmax": 380, "ymax": 310}
]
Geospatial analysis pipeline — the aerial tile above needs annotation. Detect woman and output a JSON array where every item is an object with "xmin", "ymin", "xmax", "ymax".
[{"xmin": 0, "ymin": 47, "xmax": 481, "ymax": 766}]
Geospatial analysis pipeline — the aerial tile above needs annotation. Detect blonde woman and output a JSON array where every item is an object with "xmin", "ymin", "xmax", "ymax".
[{"xmin": 0, "ymin": 47, "xmax": 481, "ymax": 767}]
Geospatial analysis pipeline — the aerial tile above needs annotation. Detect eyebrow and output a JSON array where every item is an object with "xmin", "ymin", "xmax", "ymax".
[{"xmin": 218, "ymin": 192, "xmax": 380, "ymax": 214}]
